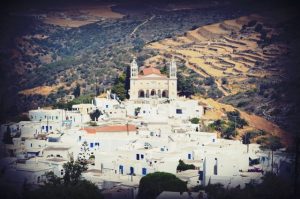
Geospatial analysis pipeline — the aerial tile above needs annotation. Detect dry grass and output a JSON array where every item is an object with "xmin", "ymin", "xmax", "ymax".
[
  {"xmin": 196, "ymin": 97, "xmax": 291, "ymax": 146},
  {"xmin": 19, "ymin": 84, "xmax": 63, "ymax": 96},
  {"xmin": 146, "ymin": 14, "xmax": 288, "ymax": 95},
  {"xmin": 43, "ymin": 5, "xmax": 123, "ymax": 27},
  {"xmin": 43, "ymin": 17, "xmax": 95, "ymax": 28},
  {"xmin": 82, "ymin": 6, "xmax": 124, "ymax": 19},
  {"xmin": 203, "ymin": 23, "xmax": 229, "ymax": 34},
  {"xmin": 189, "ymin": 57, "xmax": 225, "ymax": 77}
]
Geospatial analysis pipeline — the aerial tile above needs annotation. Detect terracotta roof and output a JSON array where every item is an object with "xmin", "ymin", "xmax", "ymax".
[
  {"xmin": 142, "ymin": 67, "xmax": 162, "ymax": 76},
  {"xmin": 82, "ymin": 124, "xmax": 136, "ymax": 134}
]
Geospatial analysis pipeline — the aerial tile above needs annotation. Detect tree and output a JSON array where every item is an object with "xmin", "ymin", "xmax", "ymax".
[
  {"xmin": 177, "ymin": 73, "xmax": 195, "ymax": 97},
  {"xmin": 209, "ymin": 120, "xmax": 226, "ymax": 132},
  {"xmin": 90, "ymin": 109, "xmax": 101, "ymax": 121},
  {"xmin": 190, "ymin": 117, "xmax": 200, "ymax": 124},
  {"xmin": 221, "ymin": 77, "xmax": 228, "ymax": 85},
  {"xmin": 134, "ymin": 107, "xmax": 141, "ymax": 116},
  {"xmin": 226, "ymin": 110, "xmax": 248, "ymax": 128},
  {"xmin": 23, "ymin": 180, "xmax": 103, "ymax": 199},
  {"xmin": 138, "ymin": 172, "xmax": 187, "ymax": 199},
  {"xmin": 3, "ymin": 126, "xmax": 13, "ymax": 144},
  {"xmin": 177, "ymin": 160, "xmax": 196, "ymax": 171},
  {"xmin": 111, "ymin": 72, "xmax": 129, "ymax": 101},
  {"xmin": 204, "ymin": 77, "xmax": 215, "ymax": 86},
  {"xmin": 160, "ymin": 65, "xmax": 167, "ymax": 75},
  {"xmin": 73, "ymin": 84, "xmax": 81, "ymax": 98},
  {"xmin": 44, "ymin": 171, "xmax": 62, "ymax": 186},
  {"xmin": 222, "ymin": 122, "xmax": 237, "ymax": 139},
  {"xmin": 111, "ymin": 82, "xmax": 126, "ymax": 100},
  {"xmin": 23, "ymin": 161, "xmax": 103, "ymax": 199},
  {"xmin": 63, "ymin": 160, "xmax": 87, "ymax": 185}
]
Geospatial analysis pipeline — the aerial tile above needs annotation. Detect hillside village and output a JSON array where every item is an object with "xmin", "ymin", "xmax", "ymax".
[
  {"xmin": 0, "ymin": 58, "xmax": 294, "ymax": 198},
  {"xmin": 0, "ymin": 0, "xmax": 299, "ymax": 198}
]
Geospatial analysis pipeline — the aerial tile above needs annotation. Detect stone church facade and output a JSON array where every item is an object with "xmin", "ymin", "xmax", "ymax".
[{"xmin": 129, "ymin": 57, "xmax": 177, "ymax": 100}]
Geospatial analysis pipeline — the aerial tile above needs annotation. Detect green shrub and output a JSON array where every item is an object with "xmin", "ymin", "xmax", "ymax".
[
  {"xmin": 138, "ymin": 172, "xmax": 187, "ymax": 199},
  {"xmin": 190, "ymin": 117, "xmax": 200, "ymax": 124},
  {"xmin": 177, "ymin": 160, "xmax": 196, "ymax": 171}
]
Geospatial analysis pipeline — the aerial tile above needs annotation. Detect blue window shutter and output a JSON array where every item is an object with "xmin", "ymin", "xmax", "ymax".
[{"xmin": 142, "ymin": 168, "xmax": 147, "ymax": 175}]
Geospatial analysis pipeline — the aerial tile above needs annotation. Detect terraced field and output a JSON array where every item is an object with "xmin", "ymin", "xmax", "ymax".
[{"xmin": 146, "ymin": 14, "xmax": 288, "ymax": 95}]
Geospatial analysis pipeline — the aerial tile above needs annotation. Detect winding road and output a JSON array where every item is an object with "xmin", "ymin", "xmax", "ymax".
[{"xmin": 130, "ymin": 15, "xmax": 156, "ymax": 37}]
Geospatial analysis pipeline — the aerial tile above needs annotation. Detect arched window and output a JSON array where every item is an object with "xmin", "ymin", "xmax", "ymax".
[
  {"xmin": 162, "ymin": 90, "xmax": 168, "ymax": 98},
  {"xmin": 138, "ymin": 90, "xmax": 145, "ymax": 98},
  {"xmin": 150, "ymin": 89, "xmax": 156, "ymax": 96}
]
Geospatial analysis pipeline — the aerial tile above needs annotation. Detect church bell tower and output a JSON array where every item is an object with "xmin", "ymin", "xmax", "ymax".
[
  {"xmin": 130, "ymin": 58, "xmax": 138, "ymax": 78},
  {"xmin": 168, "ymin": 56, "xmax": 177, "ymax": 99}
]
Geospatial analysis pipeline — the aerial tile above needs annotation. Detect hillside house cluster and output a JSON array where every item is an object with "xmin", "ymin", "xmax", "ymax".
[{"xmin": 0, "ymin": 57, "xmax": 292, "ymax": 198}]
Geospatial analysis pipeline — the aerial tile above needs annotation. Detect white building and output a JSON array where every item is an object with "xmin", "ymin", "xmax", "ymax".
[
  {"xmin": 72, "ymin": 104, "xmax": 95, "ymax": 114},
  {"xmin": 28, "ymin": 108, "xmax": 90, "ymax": 127},
  {"xmin": 129, "ymin": 57, "xmax": 177, "ymax": 100}
]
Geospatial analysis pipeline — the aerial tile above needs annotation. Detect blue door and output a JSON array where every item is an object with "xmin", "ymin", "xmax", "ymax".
[
  {"xmin": 119, "ymin": 165, "xmax": 124, "ymax": 174},
  {"xmin": 142, "ymin": 168, "xmax": 147, "ymax": 176},
  {"xmin": 136, "ymin": 154, "xmax": 140, "ymax": 160},
  {"xmin": 199, "ymin": 171, "xmax": 204, "ymax": 180},
  {"xmin": 130, "ymin": 167, "xmax": 134, "ymax": 175},
  {"xmin": 46, "ymin": 126, "xmax": 48, "ymax": 132},
  {"xmin": 90, "ymin": 143, "xmax": 94, "ymax": 148},
  {"xmin": 188, "ymin": 154, "xmax": 191, "ymax": 159}
]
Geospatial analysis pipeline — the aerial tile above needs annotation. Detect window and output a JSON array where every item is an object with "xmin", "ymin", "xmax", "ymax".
[
  {"xmin": 188, "ymin": 154, "xmax": 191, "ymax": 159},
  {"xmin": 176, "ymin": 109, "xmax": 183, "ymax": 114},
  {"xmin": 42, "ymin": 126, "xmax": 44, "ymax": 129},
  {"xmin": 130, "ymin": 167, "xmax": 134, "ymax": 175},
  {"xmin": 141, "ymin": 154, "xmax": 144, "ymax": 159},
  {"xmin": 119, "ymin": 165, "xmax": 124, "ymax": 174},
  {"xmin": 90, "ymin": 143, "xmax": 94, "ymax": 148},
  {"xmin": 214, "ymin": 158, "xmax": 218, "ymax": 175},
  {"xmin": 199, "ymin": 171, "xmax": 204, "ymax": 180},
  {"xmin": 142, "ymin": 168, "xmax": 147, "ymax": 175},
  {"xmin": 106, "ymin": 105, "xmax": 109, "ymax": 108},
  {"xmin": 136, "ymin": 154, "xmax": 140, "ymax": 160}
]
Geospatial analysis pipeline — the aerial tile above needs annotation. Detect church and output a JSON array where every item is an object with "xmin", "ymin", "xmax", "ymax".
[{"xmin": 129, "ymin": 57, "xmax": 177, "ymax": 100}]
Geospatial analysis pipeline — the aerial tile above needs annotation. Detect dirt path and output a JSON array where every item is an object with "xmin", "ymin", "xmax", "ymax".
[
  {"xmin": 130, "ymin": 15, "xmax": 156, "ymax": 37},
  {"xmin": 215, "ymin": 80, "xmax": 230, "ymax": 96}
]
